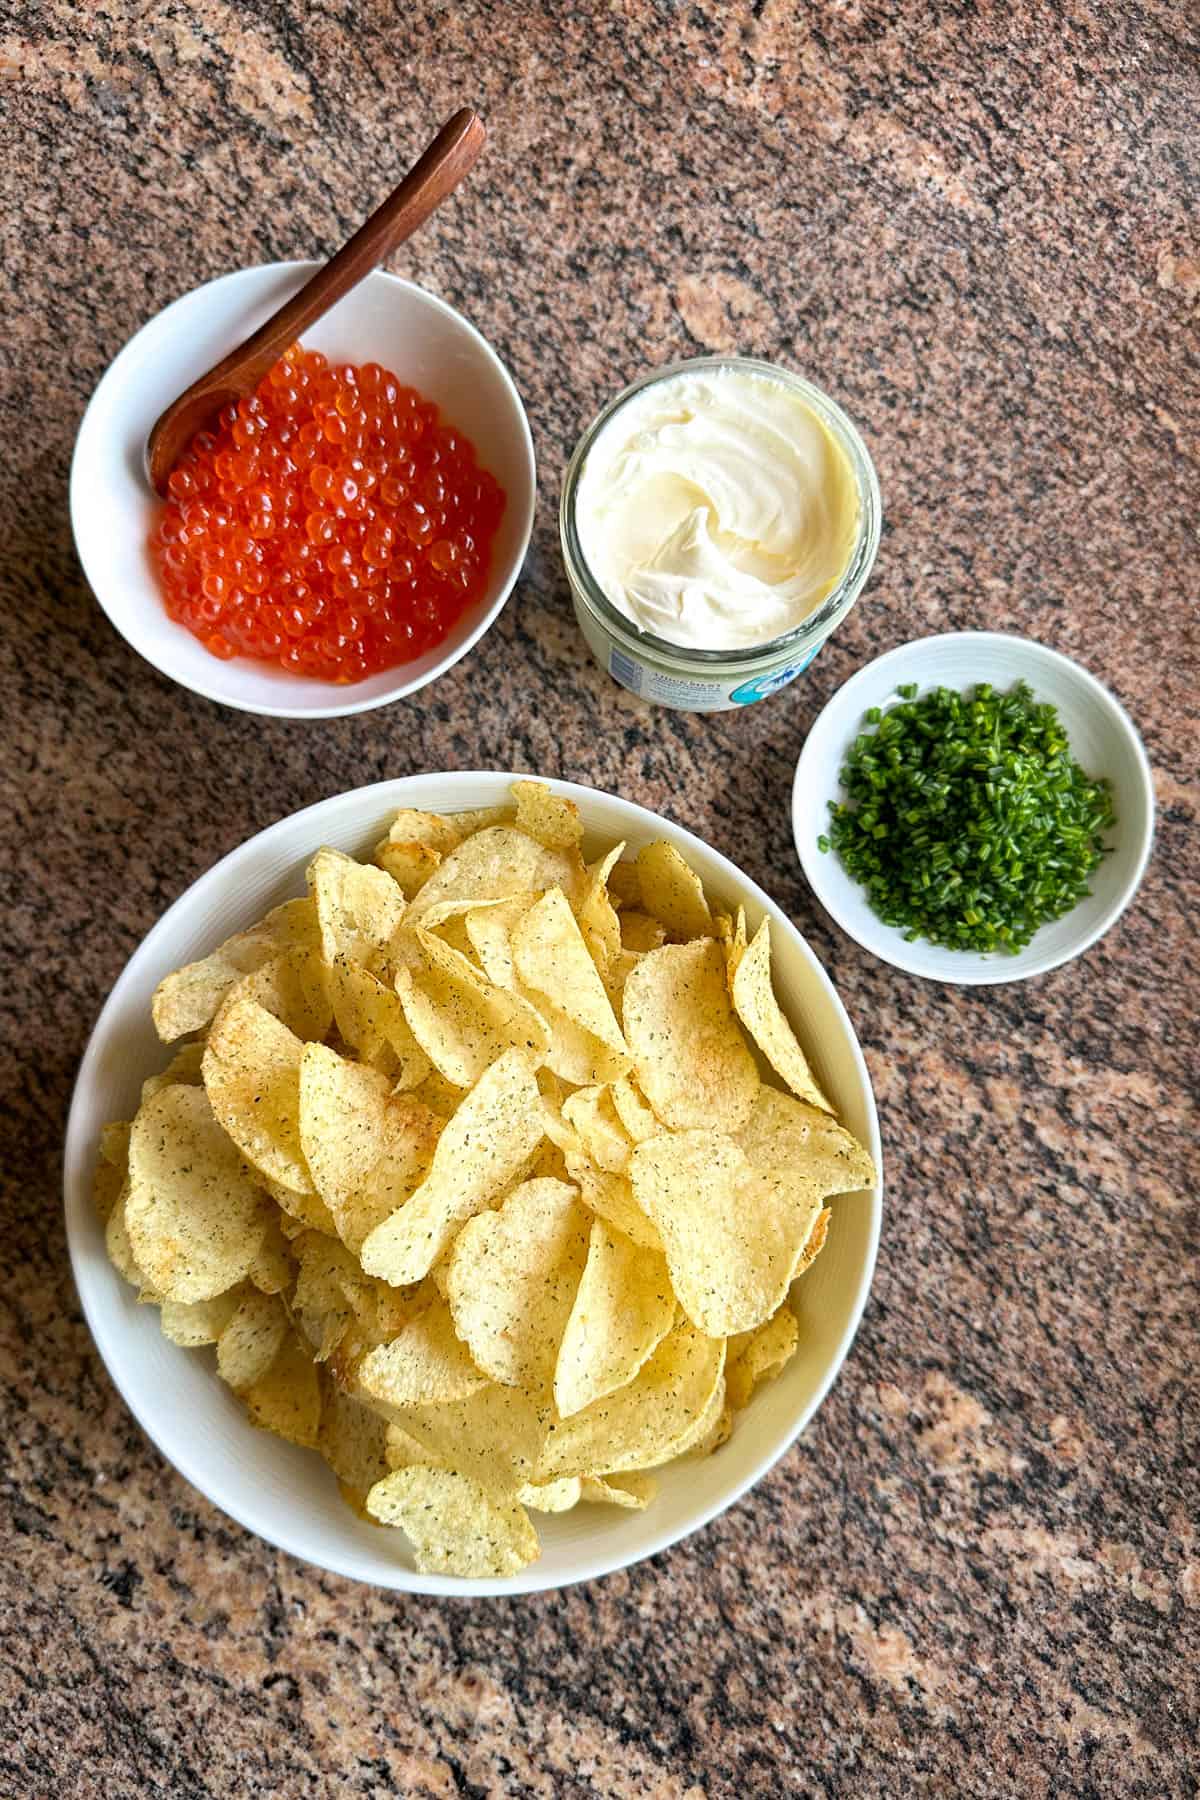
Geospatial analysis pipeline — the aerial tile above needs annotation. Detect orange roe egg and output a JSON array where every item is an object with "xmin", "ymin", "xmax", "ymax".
[{"xmin": 151, "ymin": 343, "xmax": 507, "ymax": 682}]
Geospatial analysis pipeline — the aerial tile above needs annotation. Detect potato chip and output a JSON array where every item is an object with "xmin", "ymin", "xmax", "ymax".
[
  {"xmin": 727, "ymin": 1304, "xmax": 800, "ymax": 1411},
  {"xmin": 793, "ymin": 1205, "xmax": 831, "ymax": 1277},
  {"xmin": 384, "ymin": 1420, "xmax": 446, "ymax": 1472},
  {"xmin": 728, "ymin": 913, "xmax": 833, "ymax": 1116},
  {"xmin": 536, "ymin": 1068, "xmax": 586, "ymax": 1158},
  {"xmin": 565, "ymin": 1153, "xmax": 661, "ymax": 1252},
  {"xmin": 430, "ymin": 913, "xmax": 479, "ymax": 962},
  {"xmin": 513, "ymin": 778, "xmax": 584, "ymax": 851},
  {"xmin": 217, "ymin": 1289, "xmax": 290, "ymax": 1390},
  {"xmin": 448, "ymin": 804, "xmax": 515, "ymax": 836},
  {"xmin": 517, "ymin": 1477, "xmax": 582, "ymax": 1512},
  {"xmin": 378, "ymin": 808, "xmax": 464, "ymax": 859},
  {"xmin": 622, "ymin": 938, "xmax": 758, "ymax": 1132},
  {"xmin": 381, "ymin": 1383, "xmax": 549, "ymax": 1494},
  {"xmin": 92, "ymin": 1122, "xmax": 130, "ymax": 1224},
  {"xmin": 606, "ymin": 859, "xmax": 642, "ymax": 909},
  {"xmin": 309, "ymin": 842, "xmax": 437, "ymax": 1080},
  {"xmin": 325, "ymin": 958, "xmax": 431, "ymax": 1090},
  {"xmin": 579, "ymin": 1472, "xmax": 658, "ymax": 1509},
  {"xmin": 537, "ymin": 1320, "xmax": 725, "ymax": 1480},
  {"xmin": 619, "ymin": 910, "xmax": 666, "ymax": 954},
  {"xmin": 248, "ymin": 1213, "xmax": 296, "ymax": 1294},
  {"xmin": 396, "ymin": 927, "xmax": 550, "ymax": 1086},
  {"xmin": 226, "ymin": 946, "xmax": 333, "ymax": 1044},
  {"xmin": 445, "ymin": 1178, "xmax": 589, "ymax": 1390},
  {"xmin": 337, "ymin": 1268, "xmax": 413, "ymax": 1351},
  {"xmin": 635, "ymin": 842, "xmax": 714, "ymax": 940},
  {"xmin": 462, "ymin": 896, "xmax": 530, "ymax": 989},
  {"xmin": 318, "ymin": 1381, "xmax": 391, "ymax": 1495},
  {"xmin": 535, "ymin": 1107, "xmax": 581, "ymax": 1163},
  {"xmin": 244, "ymin": 1327, "xmax": 322, "ymax": 1448},
  {"xmin": 561, "ymin": 1085, "xmax": 634, "ymax": 1174},
  {"xmin": 308, "ymin": 846, "xmax": 407, "ymax": 978},
  {"xmin": 151, "ymin": 898, "xmax": 318, "ymax": 1043},
  {"xmin": 675, "ymin": 1368, "xmax": 732, "ymax": 1461},
  {"xmin": 355, "ymin": 1287, "xmax": 488, "ymax": 1407},
  {"xmin": 525, "ymin": 1138, "xmax": 572, "ymax": 1183},
  {"xmin": 99, "ymin": 1117, "xmax": 133, "ymax": 1168},
  {"xmin": 554, "ymin": 1220, "xmax": 676, "ymax": 1417},
  {"xmin": 335, "ymin": 1481, "xmax": 375, "ymax": 1518},
  {"xmin": 609, "ymin": 1076, "xmax": 662, "ymax": 1145},
  {"xmin": 376, "ymin": 838, "xmax": 442, "ymax": 898},
  {"xmin": 685, "ymin": 1382, "xmax": 732, "ymax": 1458},
  {"xmin": 257, "ymin": 1171, "xmax": 338, "ymax": 1237},
  {"xmin": 365, "ymin": 1466, "xmax": 539, "ymax": 1578},
  {"xmin": 297, "ymin": 1237, "xmax": 414, "ymax": 1365},
  {"xmin": 360, "ymin": 1049, "xmax": 545, "ymax": 1288},
  {"xmin": 734, "ymin": 1086, "xmax": 875, "ymax": 1196},
  {"xmin": 293, "ymin": 1232, "xmax": 364, "ymax": 1360},
  {"xmin": 126, "ymin": 1085, "xmax": 269, "ymax": 1302},
  {"xmin": 575, "ymin": 844, "xmax": 624, "ymax": 981},
  {"xmin": 141, "ymin": 1042, "xmax": 205, "ymax": 1105},
  {"xmin": 512, "ymin": 887, "xmax": 631, "ymax": 1086},
  {"xmin": 159, "ymin": 1287, "xmax": 245, "ymax": 1348},
  {"xmin": 202, "ymin": 997, "xmax": 313, "ymax": 1194},
  {"xmin": 468, "ymin": 891, "xmax": 636, "ymax": 1069},
  {"xmin": 407, "ymin": 826, "xmax": 583, "ymax": 926},
  {"xmin": 105, "ymin": 1190, "xmax": 152, "ymax": 1293},
  {"xmin": 299, "ymin": 1043, "xmax": 442, "ymax": 1252},
  {"xmin": 603, "ymin": 948, "xmax": 643, "ymax": 1013},
  {"xmin": 630, "ymin": 1128, "xmax": 822, "ymax": 1336},
  {"xmin": 407, "ymin": 1068, "xmax": 469, "ymax": 1118}
]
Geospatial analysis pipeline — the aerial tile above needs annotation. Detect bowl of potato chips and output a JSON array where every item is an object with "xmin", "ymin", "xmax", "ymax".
[{"xmin": 65, "ymin": 775, "xmax": 882, "ymax": 1594}]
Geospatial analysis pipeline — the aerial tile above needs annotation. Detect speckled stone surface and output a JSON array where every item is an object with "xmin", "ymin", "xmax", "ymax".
[{"xmin": 1, "ymin": 3, "xmax": 1197, "ymax": 1794}]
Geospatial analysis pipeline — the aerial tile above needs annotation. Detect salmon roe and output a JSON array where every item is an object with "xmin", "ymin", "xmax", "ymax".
[{"xmin": 152, "ymin": 345, "xmax": 505, "ymax": 682}]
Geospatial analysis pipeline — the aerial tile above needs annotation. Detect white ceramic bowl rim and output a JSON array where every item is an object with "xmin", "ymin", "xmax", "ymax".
[
  {"xmin": 792, "ymin": 632, "xmax": 1155, "ymax": 985},
  {"xmin": 69, "ymin": 263, "xmax": 536, "ymax": 720},
  {"xmin": 64, "ymin": 773, "xmax": 883, "ymax": 1596}
]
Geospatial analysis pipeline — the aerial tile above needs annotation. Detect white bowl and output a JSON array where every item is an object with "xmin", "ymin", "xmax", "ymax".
[
  {"xmin": 64, "ymin": 773, "xmax": 882, "ymax": 1596},
  {"xmin": 70, "ymin": 263, "xmax": 536, "ymax": 719},
  {"xmin": 793, "ymin": 633, "xmax": 1154, "ymax": 985}
]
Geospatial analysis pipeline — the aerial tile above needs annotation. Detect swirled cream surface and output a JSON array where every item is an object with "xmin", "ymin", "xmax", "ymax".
[{"xmin": 574, "ymin": 368, "xmax": 861, "ymax": 651}]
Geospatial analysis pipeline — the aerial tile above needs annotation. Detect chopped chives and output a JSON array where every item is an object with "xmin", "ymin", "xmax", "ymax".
[{"xmin": 816, "ymin": 680, "xmax": 1116, "ymax": 953}]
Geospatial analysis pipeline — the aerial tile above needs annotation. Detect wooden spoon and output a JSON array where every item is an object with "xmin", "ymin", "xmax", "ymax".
[{"xmin": 145, "ymin": 106, "xmax": 485, "ymax": 494}]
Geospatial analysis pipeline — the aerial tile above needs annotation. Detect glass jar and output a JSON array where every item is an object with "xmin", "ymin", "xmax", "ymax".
[{"xmin": 560, "ymin": 355, "xmax": 881, "ymax": 712}]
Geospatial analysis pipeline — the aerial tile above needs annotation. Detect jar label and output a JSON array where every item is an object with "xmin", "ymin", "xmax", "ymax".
[
  {"xmin": 729, "ymin": 642, "xmax": 823, "ymax": 705},
  {"xmin": 608, "ymin": 645, "xmax": 644, "ymax": 695},
  {"xmin": 604, "ymin": 637, "xmax": 825, "ymax": 712}
]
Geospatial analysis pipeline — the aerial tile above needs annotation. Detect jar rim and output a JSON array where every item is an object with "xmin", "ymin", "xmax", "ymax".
[{"xmin": 559, "ymin": 355, "xmax": 882, "ymax": 669}]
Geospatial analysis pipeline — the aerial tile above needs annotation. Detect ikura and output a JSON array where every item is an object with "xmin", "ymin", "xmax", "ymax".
[{"xmin": 151, "ymin": 345, "xmax": 506, "ymax": 682}]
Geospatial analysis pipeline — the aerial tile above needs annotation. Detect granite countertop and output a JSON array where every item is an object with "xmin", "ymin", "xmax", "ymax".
[{"xmin": 2, "ymin": 2, "xmax": 1197, "ymax": 1794}]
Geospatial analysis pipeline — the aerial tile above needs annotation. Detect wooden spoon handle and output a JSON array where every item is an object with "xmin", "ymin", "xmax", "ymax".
[
  {"xmin": 146, "ymin": 107, "xmax": 484, "ymax": 491},
  {"xmin": 205, "ymin": 107, "xmax": 485, "ymax": 391}
]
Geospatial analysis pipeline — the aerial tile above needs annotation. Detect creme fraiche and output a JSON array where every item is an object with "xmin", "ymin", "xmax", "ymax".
[{"xmin": 561, "ymin": 357, "xmax": 881, "ymax": 713}]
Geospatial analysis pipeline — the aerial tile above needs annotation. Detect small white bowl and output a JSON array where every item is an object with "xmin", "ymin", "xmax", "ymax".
[
  {"xmin": 793, "ymin": 632, "xmax": 1154, "ymax": 985},
  {"xmin": 70, "ymin": 263, "xmax": 536, "ymax": 719},
  {"xmin": 64, "ymin": 772, "xmax": 882, "ymax": 1596}
]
